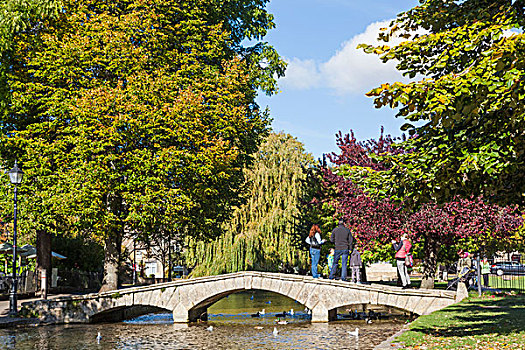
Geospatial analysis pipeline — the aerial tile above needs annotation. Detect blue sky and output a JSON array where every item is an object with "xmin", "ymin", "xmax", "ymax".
[{"xmin": 258, "ymin": 0, "xmax": 419, "ymax": 158}]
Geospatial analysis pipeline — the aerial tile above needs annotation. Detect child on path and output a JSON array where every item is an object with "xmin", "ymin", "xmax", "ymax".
[
  {"xmin": 349, "ymin": 248, "xmax": 361, "ymax": 283},
  {"xmin": 327, "ymin": 248, "xmax": 334, "ymax": 275}
]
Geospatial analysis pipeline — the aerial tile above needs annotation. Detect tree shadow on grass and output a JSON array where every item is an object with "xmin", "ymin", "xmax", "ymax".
[{"xmin": 409, "ymin": 294, "xmax": 525, "ymax": 338}]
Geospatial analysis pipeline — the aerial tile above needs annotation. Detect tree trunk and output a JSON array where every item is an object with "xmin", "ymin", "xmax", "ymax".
[
  {"xmin": 161, "ymin": 253, "xmax": 166, "ymax": 282},
  {"xmin": 99, "ymin": 232, "xmax": 121, "ymax": 292},
  {"xmin": 36, "ymin": 230, "xmax": 52, "ymax": 296},
  {"xmin": 100, "ymin": 193, "xmax": 124, "ymax": 292},
  {"xmin": 420, "ymin": 235, "xmax": 438, "ymax": 289}
]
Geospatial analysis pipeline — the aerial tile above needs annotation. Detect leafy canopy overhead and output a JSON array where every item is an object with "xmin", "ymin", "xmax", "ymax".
[
  {"xmin": 0, "ymin": 0, "xmax": 286, "ymax": 286},
  {"xmin": 0, "ymin": 0, "xmax": 61, "ymax": 49},
  {"xmin": 360, "ymin": 0, "xmax": 525, "ymax": 206}
]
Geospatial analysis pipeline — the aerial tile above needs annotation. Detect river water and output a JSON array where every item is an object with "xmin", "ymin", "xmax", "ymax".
[{"xmin": 0, "ymin": 291, "xmax": 407, "ymax": 349}]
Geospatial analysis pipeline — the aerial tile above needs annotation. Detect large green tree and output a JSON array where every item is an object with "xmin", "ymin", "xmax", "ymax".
[
  {"xmin": 353, "ymin": 0, "xmax": 525, "ymax": 288},
  {"xmin": 360, "ymin": 0, "xmax": 525, "ymax": 206},
  {"xmin": 186, "ymin": 132, "xmax": 315, "ymax": 276},
  {"xmin": 0, "ymin": 0, "xmax": 285, "ymax": 290},
  {"xmin": 0, "ymin": 0, "xmax": 61, "ymax": 114}
]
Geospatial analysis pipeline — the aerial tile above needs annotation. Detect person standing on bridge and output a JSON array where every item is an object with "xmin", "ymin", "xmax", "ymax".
[
  {"xmin": 392, "ymin": 234, "xmax": 412, "ymax": 289},
  {"xmin": 329, "ymin": 219, "xmax": 354, "ymax": 281},
  {"xmin": 305, "ymin": 224, "xmax": 325, "ymax": 278},
  {"xmin": 327, "ymin": 248, "xmax": 335, "ymax": 275},
  {"xmin": 349, "ymin": 248, "xmax": 362, "ymax": 283}
]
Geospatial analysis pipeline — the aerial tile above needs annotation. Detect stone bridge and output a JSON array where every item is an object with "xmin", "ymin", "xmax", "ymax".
[{"xmin": 22, "ymin": 271, "xmax": 460, "ymax": 324}]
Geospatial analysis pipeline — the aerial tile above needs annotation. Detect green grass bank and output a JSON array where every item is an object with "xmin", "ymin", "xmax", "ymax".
[{"xmin": 394, "ymin": 292, "xmax": 525, "ymax": 349}]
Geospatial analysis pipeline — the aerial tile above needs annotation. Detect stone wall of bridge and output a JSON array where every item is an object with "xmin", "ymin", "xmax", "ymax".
[{"xmin": 21, "ymin": 271, "xmax": 459, "ymax": 324}]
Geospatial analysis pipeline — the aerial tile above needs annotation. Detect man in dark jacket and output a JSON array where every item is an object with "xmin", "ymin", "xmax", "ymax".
[{"xmin": 329, "ymin": 219, "xmax": 354, "ymax": 281}]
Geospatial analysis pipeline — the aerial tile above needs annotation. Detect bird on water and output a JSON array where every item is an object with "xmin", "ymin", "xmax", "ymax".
[{"xmin": 348, "ymin": 328, "xmax": 359, "ymax": 338}]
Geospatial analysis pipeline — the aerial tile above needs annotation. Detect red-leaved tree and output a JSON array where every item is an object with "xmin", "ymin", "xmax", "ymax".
[{"xmin": 319, "ymin": 129, "xmax": 523, "ymax": 289}]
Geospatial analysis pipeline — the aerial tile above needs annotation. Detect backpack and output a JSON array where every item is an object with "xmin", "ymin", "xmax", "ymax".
[
  {"xmin": 310, "ymin": 234, "xmax": 321, "ymax": 249},
  {"xmin": 405, "ymin": 254, "xmax": 414, "ymax": 267}
]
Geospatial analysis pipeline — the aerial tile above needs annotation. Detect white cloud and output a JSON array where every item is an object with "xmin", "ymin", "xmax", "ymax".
[
  {"xmin": 280, "ymin": 20, "xmax": 412, "ymax": 95},
  {"xmin": 279, "ymin": 58, "xmax": 322, "ymax": 90},
  {"xmin": 321, "ymin": 20, "xmax": 407, "ymax": 94}
]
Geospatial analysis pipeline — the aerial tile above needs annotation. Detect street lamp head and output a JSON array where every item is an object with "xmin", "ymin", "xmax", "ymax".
[{"xmin": 8, "ymin": 161, "xmax": 24, "ymax": 185}]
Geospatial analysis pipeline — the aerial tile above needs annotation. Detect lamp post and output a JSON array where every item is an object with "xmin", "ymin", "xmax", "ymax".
[
  {"xmin": 168, "ymin": 231, "xmax": 172, "ymax": 282},
  {"xmin": 133, "ymin": 239, "xmax": 137, "ymax": 285},
  {"xmin": 7, "ymin": 161, "xmax": 23, "ymax": 316}
]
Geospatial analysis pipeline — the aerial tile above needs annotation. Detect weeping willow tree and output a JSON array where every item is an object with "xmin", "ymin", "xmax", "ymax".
[{"xmin": 186, "ymin": 132, "xmax": 314, "ymax": 276}]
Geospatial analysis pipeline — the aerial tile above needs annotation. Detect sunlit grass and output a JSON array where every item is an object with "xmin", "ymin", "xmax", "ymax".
[{"xmin": 395, "ymin": 293, "xmax": 525, "ymax": 349}]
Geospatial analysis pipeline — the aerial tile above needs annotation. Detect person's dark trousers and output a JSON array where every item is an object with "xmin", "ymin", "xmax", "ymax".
[
  {"xmin": 310, "ymin": 247, "xmax": 321, "ymax": 278},
  {"xmin": 483, "ymin": 273, "xmax": 489, "ymax": 287},
  {"xmin": 329, "ymin": 249, "xmax": 349, "ymax": 280}
]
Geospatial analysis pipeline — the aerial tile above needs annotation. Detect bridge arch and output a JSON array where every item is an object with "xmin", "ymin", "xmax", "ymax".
[
  {"xmin": 89, "ymin": 305, "xmax": 170, "ymax": 323},
  {"xmin": 183, "ymin": 287, "xmax": 308, "ymax": 322},
  {"xmin": 22, "ymin": 272, "xmax": 459, "ymax": 324},
  {"xmin": 169, "ymin": 273, "xmax": 456, "ymax": 323}
]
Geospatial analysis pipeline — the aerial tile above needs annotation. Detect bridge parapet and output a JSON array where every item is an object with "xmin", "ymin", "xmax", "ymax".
[{"xmin": 21, "ymin": 271, "xmax": 459, "ymax": 324}]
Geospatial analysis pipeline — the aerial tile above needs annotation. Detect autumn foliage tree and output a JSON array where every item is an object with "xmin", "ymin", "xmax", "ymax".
[
  {"xmin": 319, "ymin": 129, "xmax": 522, "ymax": 289},
  {"xmin": 0, "ymin": 0, "xmax": 285, "ymax": 290},
  {"xmin": 328, "ymin": 0, "xmax": 525, "ymax": 288}
]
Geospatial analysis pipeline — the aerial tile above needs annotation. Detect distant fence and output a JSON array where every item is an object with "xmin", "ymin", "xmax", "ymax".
[
  {"xmin": 486, "ymin": 261, "xmax": 525, "ymax": 292},
  {"xmin": 0, "ymin": 270, "xmax": 37, "ymax": 295},
  {"xmin": 57, "ymin": 268, "xmax": 102, "ymax": 291},
  {"xmin": 444, "ymin": 258, "xmax": 525, "ymax": 293},
  {"xmin": 0, "ymin": 268, "xmax": 102, "ymax": 295}
]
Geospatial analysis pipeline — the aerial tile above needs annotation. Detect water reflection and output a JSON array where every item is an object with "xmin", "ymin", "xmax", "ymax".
[{"xmin": 0, "ymin": 291, "xmax": 406, "ymax": 349}]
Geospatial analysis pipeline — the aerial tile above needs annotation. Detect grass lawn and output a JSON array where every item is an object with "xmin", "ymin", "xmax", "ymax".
[{"xmin": 395, "ymin": 292, "xmax": 525, "ymax": 349}]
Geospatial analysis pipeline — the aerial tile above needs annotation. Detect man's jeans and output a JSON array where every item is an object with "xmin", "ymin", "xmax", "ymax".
[
  {"xmin": 329, "ymin": 249, "xmax": 349, "ymax": 280},
  {"xmin": 310, "ymin": 247, "xmax": 321, "ymax": 278}
]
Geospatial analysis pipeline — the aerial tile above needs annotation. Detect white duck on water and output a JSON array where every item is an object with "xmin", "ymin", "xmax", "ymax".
[{"xmin": 348, "ymin": 328, "xmax": 359, "ymax": 338}]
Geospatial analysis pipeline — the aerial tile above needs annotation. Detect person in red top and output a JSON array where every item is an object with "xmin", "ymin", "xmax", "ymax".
[{"xmin": 392, "ymin": 234, "xmax": 412, "ymax": 289}]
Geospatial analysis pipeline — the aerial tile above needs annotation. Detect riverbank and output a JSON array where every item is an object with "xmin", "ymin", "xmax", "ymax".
[
  {"xmin": 391, "ymin": 292, "xmax": 525, "ymax": 349},
  {"xmin": 0, "ymin": 293, "xmax": 77, "ymax": 328}
]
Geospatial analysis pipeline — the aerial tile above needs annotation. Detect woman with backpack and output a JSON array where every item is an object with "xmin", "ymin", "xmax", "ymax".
[
  {"xmin": 305, "ymin": 224, "xmax": 325, "ymax": 278},
  {"xmin": 392, "ymin": 234, "xmax": 412, "ymax": 289}
]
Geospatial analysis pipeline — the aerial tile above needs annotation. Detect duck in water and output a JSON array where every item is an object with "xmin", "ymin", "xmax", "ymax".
[{"xmin": 275, "ymin": 311, "xmax": 287, "ymax": 318}]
